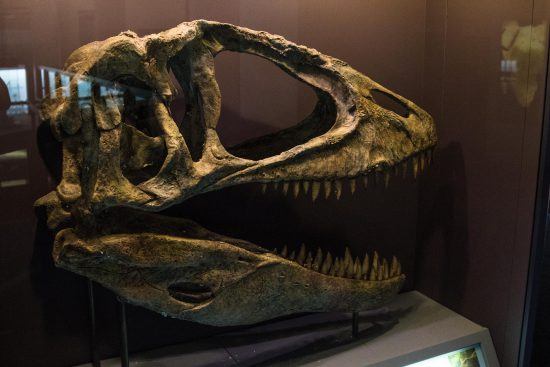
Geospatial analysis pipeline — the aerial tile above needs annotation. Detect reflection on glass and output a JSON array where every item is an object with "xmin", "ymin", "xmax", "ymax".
[
  {"xmin": 0, "ymin": 149, "xmax": 27, "ymax": 161},
  {"xmin": 38, "ymin": 66, "xmax": 152, "ymax": 109},
  {"xmin": 0, "ymin": 149, "xmax": 29, "ymax": 189},
  {"xmin": 404, "ymin": 344, "xmax": 485, "ymax": 367},
  {"xmin": 0, "ymin": 67, "xmax": 28, "ymax": 115},
  {"xmin": 0, "ymin": 67, "xmax": 27, "ymax": 102},
  {"xmin": 77, "ymin": 77, "xmax": 92, "ymax": 99},
  {"xmin": 501, "ymin": 21, "xmax": 548, "ymax": 107},
  {"xmin": 0, "ymin": 179, "xmax": 28, "ymax": 188}
]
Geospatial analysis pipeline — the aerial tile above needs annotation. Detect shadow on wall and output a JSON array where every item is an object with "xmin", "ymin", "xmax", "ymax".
[
  {"xmin": 414, "ymin": 142, "xmax": 469, "ymax": 309},
  {"xmin": 30, "ymin": 123, "xmax": 94, "ymax": 362}
]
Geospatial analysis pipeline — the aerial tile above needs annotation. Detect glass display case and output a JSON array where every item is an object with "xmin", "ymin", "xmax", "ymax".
[{"xmin": 1, "ymin": 1, "xmax": 549, "ymax": 366}]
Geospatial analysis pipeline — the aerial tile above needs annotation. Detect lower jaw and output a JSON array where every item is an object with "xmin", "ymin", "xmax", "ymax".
[
  {"xmin": 59, "ymin": 206, "xmax": 406, "ymax": 325},
  {"xmin": 175, "ymin": 262, "xmax": 405, "ymax": 326}
]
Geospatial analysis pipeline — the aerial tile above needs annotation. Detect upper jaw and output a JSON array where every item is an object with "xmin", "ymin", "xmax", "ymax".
[
  {"xmin": 43, "ymin": 21, "xmax": 437, "ymax": 214},
  {"xmin": 134, "ymin": 97, "xmax": 436, "ymax": 209}
]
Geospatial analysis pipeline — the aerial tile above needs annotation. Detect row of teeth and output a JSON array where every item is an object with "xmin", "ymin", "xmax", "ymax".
[
  {"xmin": 260, "ymin": 150, "xmax": 433, "ymax": 200},
  {"xmin": 272, "ymin": 244, "xmax": 402, "ymax": 281}
]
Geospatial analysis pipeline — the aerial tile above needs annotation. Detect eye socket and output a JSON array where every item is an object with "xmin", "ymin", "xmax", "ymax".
[
  {"xmin": 113, "ymin": 75, "xmax": 167, "ymax": 185},
  {"xmin": 371, "ymin": 89, "xmax": 410, "ymax": 118},
  {"xmin": 115, "ymin": 75, "xmax": 158, "ymax": 136}
]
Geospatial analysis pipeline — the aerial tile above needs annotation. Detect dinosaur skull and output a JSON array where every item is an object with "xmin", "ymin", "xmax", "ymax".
[{"xmin": 36, "ymin": 20, "xmax": 436, "ymax": 326}]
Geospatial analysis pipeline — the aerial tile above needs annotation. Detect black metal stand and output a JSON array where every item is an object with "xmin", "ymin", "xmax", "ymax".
[
  {"xmin": 87, "ymin": 280, "xmax": 101, "ymax": 367},
  {"xmin": 352, "ymin": 311, "xmax": 359, "ymax": 338},
  {"xmin": 118, "ymin": 299, "xmax": 129, "ymax": 367}
]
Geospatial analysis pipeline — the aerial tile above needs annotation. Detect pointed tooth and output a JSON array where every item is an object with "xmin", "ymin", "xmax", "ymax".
[
  {"xmin": 273, "ymin": 247, "xmax": 278, "ymax": 254},
  {"xmin": 362, "ymin": 252, "xmax": 370, "ymax": 280},
  {"xmin": 331, "ymin": 258, "xmax": 338, "ymax": 276},
  {"xmin": 334, "ymin": 179, "xmax": 342, "ymax": 200},
  {"xmin": 413, "ymin": 157, "xmax": 419, "ymax": 178},
  {"xmin": 305, "ymin": 251, "xmax": 313, "ymax": 268},
  {"xmin": 311, "ymin": 181, "xmax": 321, "ymax": 202},
  {"xmin": 335, "ymin": 258, "xmax": 342, "ymax": 276},
  {"xmin": 333, "ymin": 257, "xmax": 340, "ymax": 277},
  {"xmin": 382, "ymin": 258, "xmax": 389, "ymax": 279},
  {"xmin": 297, "ymin": 243, "xmax": 306, "ymax": 265},
  {"xmin": 293, "ymin": 181, "xmax": 300, "ymax": 198},
  {"xmin": 349, "ymin": 178, "xmax": 356, "ymax": 194},
  {"xmin": 384, "ymin": 171, "xmax": 390, "ymax": 188},
  {"xmin": 397, "ymin": 260, "xmax": 402, "ymax": 275},
  {"xmin": 302, "ymin": 180, "xmax": 310, "ymax": 195},
  {"xmin": 370, "ymin": 251, "xmax": 379, "ymax": 281},
  {"xmin": 402, "ymin": 160, "xmax": 408, "ymax": 178},
  {"xmin": 344, "ymin": 247, "xmax": 352, "ymax": 269},
  {"xmin": 324, "ymin": 180, "xmax": 332, "ymax": 199},
  {"xmin": 336, "ymin": 257, "xmax": 346, "ymax": 277},
  {"xmin": 272, "ymin": 181, "xmax": 279, "ymax": 190},
  {"xmin": 313, "ymin": 247, "xmax": 323, "ymax": 271},
  {"xmin": 353, "ymin": 257, "xmax": 362, "ymax": 279},
  {"xmin": 281, "ymin": 245, "xmax": 288, "ymax": 258},
  {"xmin": 344, "ymin": 256, "xmax": 354, "ymax": 278},
  {"xmin": 390, "ymin": 256, "xmax": 398, "ymax": 276},
  {"xmin": 425, "ymin": 150, "xmax": 431, "ymax": 165},
  {"xmin": 369, "ymin": 263, "xmax": 377, "ymax": 280},
  {"xmin": 282, "ymin": 182, "xmax": 290, "ymax": 195},
  {"xmin": 329, "ymin": 257, "xmax": 338, "ymax": 276},
  {"xmin": 348, "ymin": 259, "xmax": 356, "ymax": 278},
  {"xmin": 261, "ymin": 183, "xmax": 267, "ymax": 194},
  {"xmin": 289, "ymin": 250, "xmax": 296, "ymax": 261},
  {"xmin": 394, "ymin": 165, "xmax": 399, "ymax": 177},
  {"xmin": 378, "ymin": 261, "xmax": 385, "ymax": 281},
  {"xmin": 423, "ymin": 151, "xmax": 428, "ymax": 168},
  {"xmin": 321, "ymin": 251, "xmax": 333, "ymax": 274},
  {"xmin": 308, "ymin": 252, "xmax": 315, "ymax": 267},
  {"xmin": 363, "ymin": 175, "xmax": 369, "ymax": 188},
  {"xmin": 424, "ymin": 152, "xmax": 425, "ymax": 172}
]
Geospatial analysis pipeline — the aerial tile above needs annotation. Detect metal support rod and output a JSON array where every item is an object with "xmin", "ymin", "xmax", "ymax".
[
  {"xmin": 352, "ymin": 311, "xmax": 359, "ymax": 339},
  {"xmin": 118, "ymin": 299, "xmax": 129, "ymax": 367},
  {"xmin": 87, "ymin": 280, "xmax": 101, "ymax": 367}
]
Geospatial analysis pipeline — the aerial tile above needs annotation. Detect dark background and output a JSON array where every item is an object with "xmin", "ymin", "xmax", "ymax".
[{"xmin": 0, "ymin": 1, "xmax": 548, "ymax": 366}]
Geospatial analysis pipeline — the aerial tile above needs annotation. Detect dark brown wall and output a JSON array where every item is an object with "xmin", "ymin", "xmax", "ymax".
[
  {"xmin": 0, "ymin": 1, "xmax": 546, "ymax": 366},
  {"xmin": 418, "ymin": 2, "xmax": 550, "ymax": 366}
]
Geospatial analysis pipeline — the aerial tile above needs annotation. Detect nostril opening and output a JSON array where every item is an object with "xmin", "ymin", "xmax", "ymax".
[{"xmin": 371, "ymin": 89, "xmax": 410, "ymax": 118}]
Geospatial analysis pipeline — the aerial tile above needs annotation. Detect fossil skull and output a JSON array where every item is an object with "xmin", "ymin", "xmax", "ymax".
[{"xmin": 36, "ymin": 20, "xmax": 436, "ymax": 326}]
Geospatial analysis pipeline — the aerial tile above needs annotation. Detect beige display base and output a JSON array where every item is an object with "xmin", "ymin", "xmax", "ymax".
[{"xmin": 78, "ymin": 291, "xmax": 500, "ymax": 367}]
